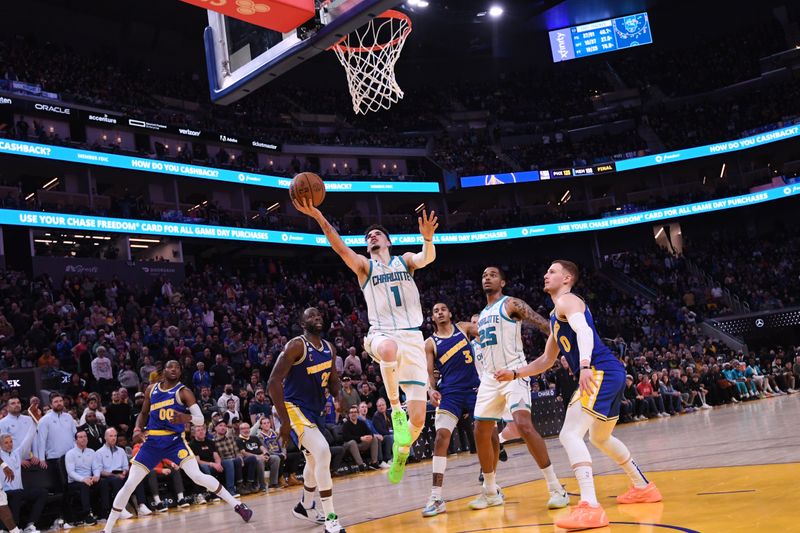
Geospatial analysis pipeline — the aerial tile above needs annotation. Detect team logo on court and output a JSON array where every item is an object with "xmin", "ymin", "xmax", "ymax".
[
  {"xmin": 178, "ymin": 449, "xmax": 189, "ymax": 459},
  {"xmin": 235, "ymin": 0, "xmax": 270, "ymax": 16}
]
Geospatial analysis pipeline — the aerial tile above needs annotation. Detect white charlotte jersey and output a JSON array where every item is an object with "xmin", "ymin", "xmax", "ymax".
[
  {"xmin": 361, "ymin": 255, "xmax": 423, "ymax": 331},
  {"xmin": 477, "ymin": 295, "xmax": 525, "ymax": 373},
  {"xmin": 471, "ymin": 339, "xmax": 485, "ymax": 380}
]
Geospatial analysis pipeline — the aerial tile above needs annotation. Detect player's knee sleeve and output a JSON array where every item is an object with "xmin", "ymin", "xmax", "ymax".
[
  {"xmin": 112, "ymin": 464, "xmax": 147, "ymax": 509},
  {"xmin": 182, "ymin": 457, "xmax": 221, "ymax": 492},
  {"xmin": 590, "ymin": 434, "xmax": 630, "ymax": 465},
  {"xmin": 559, "ymin": 404, "xmax": 594, "ymax": 465},
  {"xmin": 303, "ymin": 451, "xmax": 317, "ymax": 487}
]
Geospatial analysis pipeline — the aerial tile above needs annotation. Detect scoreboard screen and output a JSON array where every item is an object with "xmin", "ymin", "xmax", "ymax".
[{"xmin": 549, "ymin": 12, "xmax": 653, "ymax": 62}]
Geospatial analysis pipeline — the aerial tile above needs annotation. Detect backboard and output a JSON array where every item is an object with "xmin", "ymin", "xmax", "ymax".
[{"xmin": 204, "ymin": 0, "xmax": 403, "ymax": 105}]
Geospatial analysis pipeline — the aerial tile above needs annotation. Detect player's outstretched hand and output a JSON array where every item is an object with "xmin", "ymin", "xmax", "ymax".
[
  {"xmin": 428, "ymin": 389, "xmax": 442, "ymax": 407},
  {"xmin": 494, "ymin": 369, "xmax": 514, "ymax": 381},
  {"xmin": 292, "ymin": 197, "xmax": 322, "ymax": 220},
  {"xmin": 418, "ymin": 209, "xmax": 439, "ymax": 240}
]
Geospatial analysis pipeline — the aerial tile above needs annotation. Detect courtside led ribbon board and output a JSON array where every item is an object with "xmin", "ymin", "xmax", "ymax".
[
  {"xmin": 7, "ymin": 186, "xmax": 799, "ymax": 246},
  {"xmin": 181, "ymin": 0, "xmax": 315, "ymax": 33},
  {"xmin": 0, "ymin": 140, "xmax": 439, "ymax": 193}
]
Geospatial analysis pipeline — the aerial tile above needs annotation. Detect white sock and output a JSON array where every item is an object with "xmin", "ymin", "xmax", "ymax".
[
  {"xmin": 620, "ymin": 457, "xmax": 649, "ymax": 488},
  {"xmin": 10, "ymin": 527, "xmax": 20, "ymax": 533},
  {"xmin": 499, "ymin": 434, "xmax": 508, "ymax": 444},
  {"xmin": 575, "ymin": 465, "xmax": 598, "ymax": 506},
  {"xmin": 104, "ymin": 510, "xmax": 121, "ymax": 533},
  {"xmin": 379, "ymin": 360, "xmax": 400, "ymax": 407},
  {"xmin": 320, "ymin": 495, "xmax": 335, "ymax": 517},
  {"xmin": 541, "ymin": 464, "xmax": 562, "ymax": 492},
  {"xmin": 483, "ymin": 471, "xmax": 497, "ymax": 494},
  {"xmin": 431, "ymin": 456, "xmax": 446, "ymax": 499},
  {"xmin": 153, "ymin": 495, "xmax": 162, "ymax": 504},
  {"xmin": 302, "ymin": 487, "xmax": 316, "ymax": 509},
  {"xmin": 177, "ymin": 492, "xmax": 184, "ymax": 500}
]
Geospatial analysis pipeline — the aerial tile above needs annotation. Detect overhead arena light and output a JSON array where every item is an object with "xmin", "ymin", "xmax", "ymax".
[{"xmin": 488, "ymin": 5, "xmax": 503, "ymax": 18}]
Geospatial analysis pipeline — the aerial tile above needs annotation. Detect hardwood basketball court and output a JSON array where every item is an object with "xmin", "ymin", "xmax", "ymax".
[{"xmin": 86, "ymin": 395, "xmax": 798, "ymax": 532}]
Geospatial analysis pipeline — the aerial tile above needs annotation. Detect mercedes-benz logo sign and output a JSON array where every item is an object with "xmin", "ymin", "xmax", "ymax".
[
  {"xmin": 521, "ymin": 228, "xmax": 529, "ymax": 236},
  {"xmin": 655, "ymin": 155, "xmax": 663, "ymax": 163},
  {"xmin": 238, "ymin": 173, "xmax": 246, "ymax": 182},
  {"xmin": 785, "ymin": 187, "xmax": 792, "ymax": 195},
  {"xmin": 281, "ymin": 234, "xmax": 289, "ymax": 242},
  {"xmin": 755, "ymin": 318, "xmax": 765, "ymax": 328}
]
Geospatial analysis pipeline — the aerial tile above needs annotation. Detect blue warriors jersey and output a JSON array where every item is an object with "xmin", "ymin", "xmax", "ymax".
[
  {"xmin": 433, "ymin": 325, "xmax": 480, "ymax": 394},
  {"xmin": 147, "ymin": 382, "xmax": 188, "ymax": 434},
  {"xmin": 549, "ymin": 304, "xmax": 622, "ymax": 375},
  {"xmin": 284, "ymin": 336, "xmax": 333, "ymax": 418}
]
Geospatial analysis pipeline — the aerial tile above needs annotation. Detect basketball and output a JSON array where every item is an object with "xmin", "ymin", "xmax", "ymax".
[{"xmin": 289, "ymin": 172, "xmax": 326, "ymax": 207}]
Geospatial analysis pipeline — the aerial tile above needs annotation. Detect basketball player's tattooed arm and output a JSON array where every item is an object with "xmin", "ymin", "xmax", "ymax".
[
  {"xmin": 267, "ymin": 338, "xmax": 305, "ymax": 445},
  {"xmin": 425, "ymin": 338, "xmax": 441, "ymax": 407},
  {"xmin": 495, "ymin": 333, "xmax": 560, "ymax": 381},
  {"xmin": 292, "ymin": 197, "xmax": 369, "ymax": 280},
  {"xmin": 132, "ymin": 384, "xmax": 155, "ymax": 437},
  {"xmin": 504, "ymin": 297, "xmax": 551, "ymax": 336}
]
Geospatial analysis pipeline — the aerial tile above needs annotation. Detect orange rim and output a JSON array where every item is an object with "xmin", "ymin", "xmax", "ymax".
[{"xmin": 330, "ymin": 10, "xmax": 412, "ymax": 53}]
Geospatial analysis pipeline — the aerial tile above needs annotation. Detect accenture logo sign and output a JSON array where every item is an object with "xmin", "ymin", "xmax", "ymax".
[{"xmin": 88, "ymin": 114, "xmax": 117, "ymax": 124}]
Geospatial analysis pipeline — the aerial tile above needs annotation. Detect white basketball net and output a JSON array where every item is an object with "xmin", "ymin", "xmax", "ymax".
[{"xmin": 331, "ymin": 11, "xmax": 411, "ymax": 115}]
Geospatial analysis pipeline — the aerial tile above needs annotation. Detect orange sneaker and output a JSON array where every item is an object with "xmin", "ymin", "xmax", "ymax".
[
  {"xmin": 554, "ymin": 501, "xmax": 609, "ymax": 530},
  {"xmin": 617, "ymin": 482, "xmax": 663, "ymax": 504}
]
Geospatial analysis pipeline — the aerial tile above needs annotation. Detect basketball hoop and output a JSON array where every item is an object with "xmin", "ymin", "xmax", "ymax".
[{"xmin": 330, "ymin": 10, "xmax": 412, "ymax": 115}]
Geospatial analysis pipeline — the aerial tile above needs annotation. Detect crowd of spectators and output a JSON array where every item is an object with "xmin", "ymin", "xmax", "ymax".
[
  {"xmin": 3, "ymin": 16, "xmax": 798, "ymax": 180},
  {"xmin": 0, "ymin": 238, "xmax": 796, "ymax": 527}
]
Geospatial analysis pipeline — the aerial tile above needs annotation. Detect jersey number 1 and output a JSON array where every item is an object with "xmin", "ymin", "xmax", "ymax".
[{"xmin": 390, "ymin": 286, "xmax": 402, "ymax": 307}]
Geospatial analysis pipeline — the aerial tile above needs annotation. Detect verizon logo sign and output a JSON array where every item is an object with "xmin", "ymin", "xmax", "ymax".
[{"xmin": 178, "ymin": 128, "xmax": 201, "ymax": 136}]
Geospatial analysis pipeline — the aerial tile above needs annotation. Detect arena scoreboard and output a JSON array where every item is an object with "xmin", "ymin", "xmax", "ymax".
[{"xmin": 549, "ymin": 12, "xmax": 653, "ymax": 62}]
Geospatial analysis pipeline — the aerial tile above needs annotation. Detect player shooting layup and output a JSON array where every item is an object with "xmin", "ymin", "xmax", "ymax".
[
  {"xmin": 496, "ymin": 260, "xmax": 661, "ymax": 530},
  {"xmin": 293, "ymin": 197, "xmax": 438, "ymax": 484}
]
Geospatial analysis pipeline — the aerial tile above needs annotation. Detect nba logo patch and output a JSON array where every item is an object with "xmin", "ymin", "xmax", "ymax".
[{"xmin": 178, "ymin": 449, "xmax": 189, "ymax": 459}]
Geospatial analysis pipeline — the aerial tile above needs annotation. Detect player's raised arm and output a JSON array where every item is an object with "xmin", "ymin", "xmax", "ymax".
[
  {"xmin": 267, "ymin": 338, "xmax": 305, "ymax": 444},
  {"xmin": 504, "ymin": 297, "xmax": 550, "ymax": 336},
  {"xmin": 293, "ymin": 197, "xmax": 369, "ymax": 279},
  {"xmin": 403, "ymin": 209, "xmax": 438, "ymax": 273},
  {"xmin": 495, "ymin": 332, "xmax": 560, "ymax": 381}
]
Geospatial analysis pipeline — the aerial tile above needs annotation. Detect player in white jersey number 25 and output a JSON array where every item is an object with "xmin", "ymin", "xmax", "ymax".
[
  {"xmin": 469, "ymin": 266, "xmax": 570, "ymax": 512},
  {"xmin": 293, "ymin": 197, "xmax": 438, "ymax": 485}
]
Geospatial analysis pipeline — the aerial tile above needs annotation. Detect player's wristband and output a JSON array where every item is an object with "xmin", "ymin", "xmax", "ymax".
[
  {"xmin": 513, "ymin": 370, "xmax": 518, "ymax": 379},
  {"xmin": 580, "ymin": 366, "xmax": 591, "ymax": 370}
]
